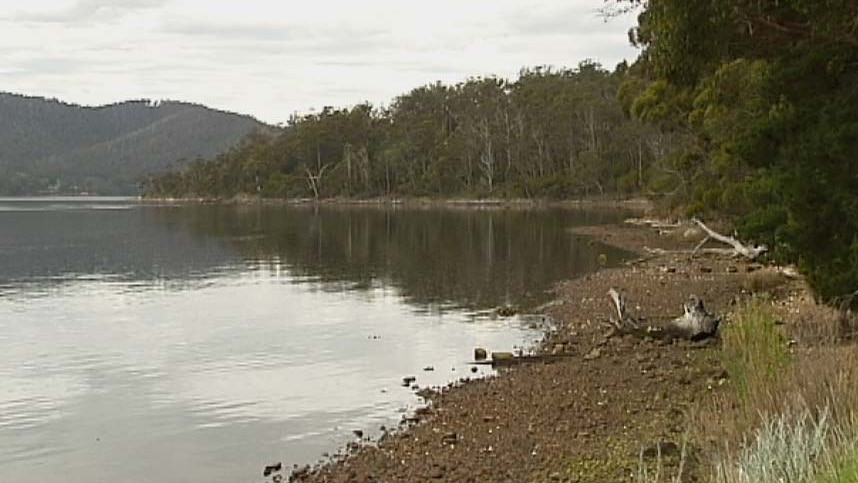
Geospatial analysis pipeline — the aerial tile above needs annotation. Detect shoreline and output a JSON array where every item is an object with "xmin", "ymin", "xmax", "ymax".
[
  {"xmin": 138, "ymin": 195, "xmax": 655, "ymax": 211},
  {"xmin": 278, "ymin": 219, "xmax": 809, "ymax": 482}
]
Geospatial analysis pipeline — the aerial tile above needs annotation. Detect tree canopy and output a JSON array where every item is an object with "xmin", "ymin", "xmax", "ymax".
[
  {"xmin": 144, "ymin": 63, "xmax": 659, "ymax": 201},
  {"xmin": 620, "ymin": 0, "xmax": 858, "ymax": 306}
]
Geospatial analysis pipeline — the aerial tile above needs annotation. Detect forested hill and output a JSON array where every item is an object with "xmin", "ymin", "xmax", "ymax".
[
  {"xmin": 0, "ymin": 93, "xmax": 265, "ymax": 195},
  {"xmin": 144, "ymin": 63, "xmax": 665, "ymax": 200}
]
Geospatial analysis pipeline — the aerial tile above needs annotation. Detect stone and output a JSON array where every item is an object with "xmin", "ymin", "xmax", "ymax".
[
  {"xmin": 497, "ymin": 305, "xmax": 518, "ymax": 317},
  {"xmin": 402, "ymin": 376, "xmax": 417, "ymax": 386},
  {"xmin": 474, "ymin": 348, "xmax": 488, "ymax": 361},
  {"xmin": 491, "ymin": 352, "xmax": 514, "ymax": 363},
  {"xmin": 263, "ymin": 462, "xmax": 282, "ymax": 477},
  {"xmin": 583, "ymin": 348, "xmax": 601, "ymax": 360}
]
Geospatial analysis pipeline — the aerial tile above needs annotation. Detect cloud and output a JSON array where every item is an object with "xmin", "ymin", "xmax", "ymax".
[
  {"xmin": 0, "ymin": 0, "xmax": 639, "ymax": 124},
  {"xmin": 5, "ymin": 0, "xmax": 171, "ymax": 24},
  {"xmin": 505, "ymin": 2, "xmax": 624, "ymax": 37}
]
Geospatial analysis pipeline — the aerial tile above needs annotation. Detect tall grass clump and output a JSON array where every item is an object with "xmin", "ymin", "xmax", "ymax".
[
  {"xmin": 713, "ymin": 409, "xmax": 831, "ymax": 483},
  {"xmin": 694, "ymin": 298, "xmax": 858, "ymax": 483},
  {"xmin": 714, "ymin": 409, "xmax": 858, "ymax": 483},
  {"xmin": 720, "ymin": 299, "xmax": 790, "ymax": 418}
]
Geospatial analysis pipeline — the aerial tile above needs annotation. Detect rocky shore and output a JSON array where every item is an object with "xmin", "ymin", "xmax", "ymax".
[{"xmin": 272, "ymin": 220, "xmax": 806, "ymax": 483}]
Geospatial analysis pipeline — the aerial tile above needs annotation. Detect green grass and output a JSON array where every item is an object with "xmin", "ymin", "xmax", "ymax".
[
  {"xmin": 720, "ymin": 299, "xmax": 790, "ymax": 407},
  {"xmin": 817, "ymin": 450, "xmax": 858, "ymax": 483}
]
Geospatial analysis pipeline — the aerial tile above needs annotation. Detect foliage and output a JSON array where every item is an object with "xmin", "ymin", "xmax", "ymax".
[
  {"xmin": 144, "ymin": 64, "xmax": 660, "ymax": 201},
  {"xmin": 620, "ymin": 0, "xmax": 858, "ymax": 306}
]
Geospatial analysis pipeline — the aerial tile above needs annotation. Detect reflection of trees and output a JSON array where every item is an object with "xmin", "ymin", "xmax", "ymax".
[
  {"xmin": 0, "ymin": 206, "xmax": 238, "ymax": 288},
  {"xmin": 146, "ymin": 206, "xmax": 631, "ymax": 311}
]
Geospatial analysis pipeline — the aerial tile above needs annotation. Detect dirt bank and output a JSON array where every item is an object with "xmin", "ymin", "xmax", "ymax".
[{"xmin": 279, "ymin": 221, "xmax": 805, "ymax": 483}]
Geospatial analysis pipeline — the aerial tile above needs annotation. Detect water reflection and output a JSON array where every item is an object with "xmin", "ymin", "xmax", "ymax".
[
  {"xmin": 141, "ymin": 204, "xmax": 630, "ymax": 310},
  {"xmin": 0, "ymin": 199, "xmax": 630, "ymax": 483}
]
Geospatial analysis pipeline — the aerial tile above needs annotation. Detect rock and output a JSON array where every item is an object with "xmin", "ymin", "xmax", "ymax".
[
  {"xmin": 470, "ymin": 366, "xmax": 478, "ymax": 373},
  {"xmin": 583, "ymin": 348, "xmax": 601, "ymax": 360},
  {"xmin": 497, "ymin": 305, "xmax": 517, "ymax": 317},
  {"xmin": 474, "ymin": 348, "xmax": 488, "ymax": 361},
  {"xmin": 352, "ymin": 429, "xmax": 364, "ymax": 439},
  {"xmin": 263, "ymin": 462, "xmax": 282, "ymax": 477},
  {"xmin": 423, "ymin": 366, "xmax": 435, "ymax": 371},
  {"xmin": 402, "ymin": 376, "xmax": 417, "ymax": 386},
  {"xmin": 290, "ymin": 464, "xmax": 310, "ymax": 480},
  {"xmin": 491, "ymin": 352, "xmax": 514, "ymax": 363}
]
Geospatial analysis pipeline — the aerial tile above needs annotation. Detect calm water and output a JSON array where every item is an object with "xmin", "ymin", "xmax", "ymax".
[{"xmin": 0, "ymin": 198, "xmax": 630, "ymax": 483}]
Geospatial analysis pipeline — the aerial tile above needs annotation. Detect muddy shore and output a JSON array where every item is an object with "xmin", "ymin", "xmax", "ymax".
[{"xmin": 273, "ymin": 219, "xmax": 805, "ymax": 483}]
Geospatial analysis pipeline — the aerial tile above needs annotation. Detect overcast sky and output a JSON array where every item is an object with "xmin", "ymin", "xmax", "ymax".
[{"xmin": 0, "ymin": 0, "xmax": 639, "ymax": 124}]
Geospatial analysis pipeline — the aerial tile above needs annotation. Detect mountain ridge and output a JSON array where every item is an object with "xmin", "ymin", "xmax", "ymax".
[{"xmin": 0, "ymin": 92, "xmax": 268, "ymax": 195}]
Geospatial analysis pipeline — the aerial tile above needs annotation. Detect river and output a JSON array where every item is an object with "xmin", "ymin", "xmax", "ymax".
[{"xmin": 0, "ymin": 198, "xmax": 630, "ymax": 483}]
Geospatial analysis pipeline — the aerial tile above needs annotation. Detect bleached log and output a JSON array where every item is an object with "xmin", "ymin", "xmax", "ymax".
[
  {"xmin": 691, "ymin": 218, "xmax": 767, "ymax": 260},
  {"xmin": 669, "ymin": 296, "xmax": 720, "ymax": 340},
  {"xmin": 606, "ymin": 289, "xmax": 720, "ymax": 340},
  {"xmin": 608, "ymin": 288, "xmax": 639, "ymax": 330}
]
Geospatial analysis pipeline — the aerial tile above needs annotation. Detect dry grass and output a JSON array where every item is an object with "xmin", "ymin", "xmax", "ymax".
[
  {"xmin": 691, "ymin": 297, "xmax": 858, "ymax": 483},
  {"xmin": 636, "ymin": 442, "xmax": 688, "ymax": 483},
  {"xmin": 741, "ymin": 269, "xmax": 788, "ymax": 295},
  {"xmin": 779, "ymin": 291, "xmax": 857, "ymax": 346}
]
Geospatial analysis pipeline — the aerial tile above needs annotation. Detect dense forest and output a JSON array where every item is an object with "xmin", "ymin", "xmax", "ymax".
[
  {"xmin": 610, "ymin": 0, "xmax": 858, "ymax": 306},
  {"xmin": 0, "ymin": 93, "xmax": 264, "ymax": 195},
  {"xmin": 145, "ymin": 0, "xmax": 857, "ymax": 306},
  {"xmin": 143, "ymin": 63, "xmax": 667, "ymax": 200}
]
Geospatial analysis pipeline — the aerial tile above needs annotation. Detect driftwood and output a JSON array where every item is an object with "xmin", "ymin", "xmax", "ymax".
[
  {"xmin": 608, "ymin": 288, "xmax": 640, "ymax": 331},
  {"xmin": 608, "ymin": 288, "xmax": 720, "ymax": 340},
  {"xmin": 691, "ymin": 218, "xmax": 767, "ymax": 260}
]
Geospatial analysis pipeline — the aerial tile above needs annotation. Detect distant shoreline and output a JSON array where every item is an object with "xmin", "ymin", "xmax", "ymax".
[{"xmin": 138, "ymin": 195, "xmax": 655, "ymax": 211}]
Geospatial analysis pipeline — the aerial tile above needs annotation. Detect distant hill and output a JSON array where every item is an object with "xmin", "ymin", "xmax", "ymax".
[{"xmin": 0, "ymin": 93, "xmax": 267, "ymax": 195}]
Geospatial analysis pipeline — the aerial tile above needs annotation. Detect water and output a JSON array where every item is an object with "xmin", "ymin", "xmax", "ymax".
[{"xmin": 0, "ymin": 198, "xmax": 630, "ymax": 483}]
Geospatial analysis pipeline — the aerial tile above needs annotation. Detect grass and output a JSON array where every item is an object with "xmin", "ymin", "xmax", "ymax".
[
  {"xmin": 820, "ymin": 451, "xmax": 858, "ymax": 482},
  {"xmin": 713, "ymin": 409, "xmax": 832, "ymax": 483},
  {"xmin": 691, "ymin": 298, "xmax": 858, "ymax": 483},
  {"xmin": 720, "ymin": 299, "xmax": 790, "ymax": 407}
]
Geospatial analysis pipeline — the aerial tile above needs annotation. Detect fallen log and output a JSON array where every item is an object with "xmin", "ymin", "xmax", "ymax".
[
  {"xmin": 691, "ymin": 218, "xmax": 767, "ymax": 260},
  {"xmin": 607, "ymin": 288, "xmax": 720, "ymax": 341},
  {"xmin": 608, "ymin": 288, "xmax": 640, "ymax": 331}
]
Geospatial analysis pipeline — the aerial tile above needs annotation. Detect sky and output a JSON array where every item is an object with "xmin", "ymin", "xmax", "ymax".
[{"xmin": 0, "ymin": 0, "xmax": 640, "ymax": 124}]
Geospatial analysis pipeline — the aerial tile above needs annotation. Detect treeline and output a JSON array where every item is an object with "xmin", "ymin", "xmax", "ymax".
[
  {"xmin": 144, "ymin": 63, "xmax": 663, "ymax": 200},
  {"xmin": 615, "ymin": 0, "xmax": 858, "ymax": 305}
]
